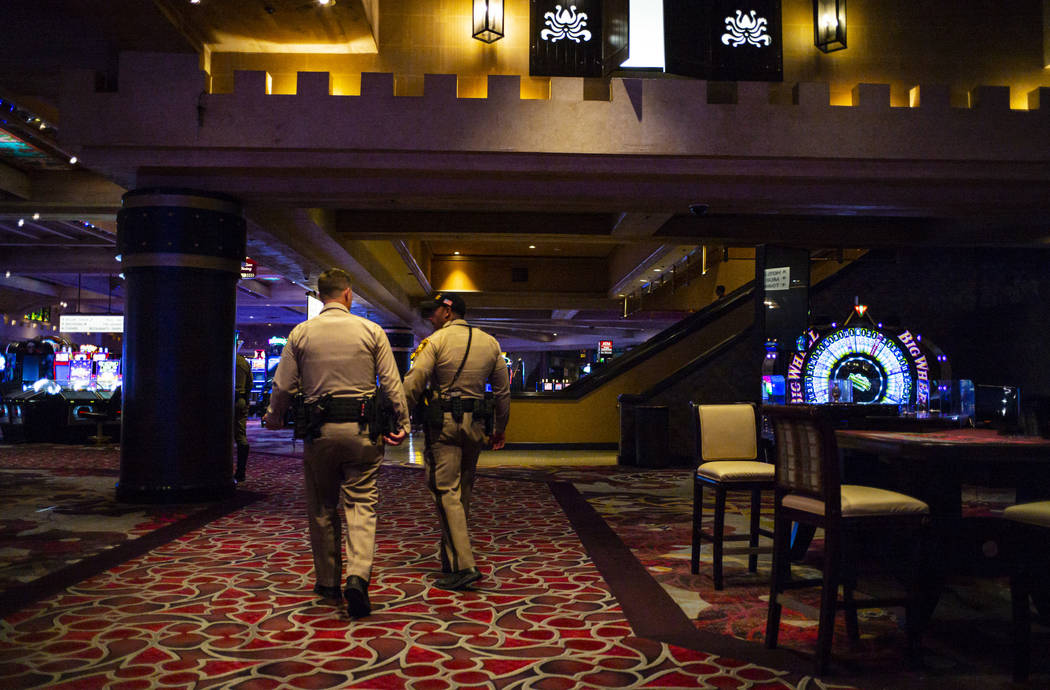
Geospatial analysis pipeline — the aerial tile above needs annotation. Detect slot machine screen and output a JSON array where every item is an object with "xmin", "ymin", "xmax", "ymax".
[
  {"xmin": 762, "ymin": 375, "xmax": 786, "ymax": 405},
  {"xmin": 96, "ymin": 360, "xmax": 121, "ymax": 391},
  {"xmin": 69, "ymin": 359, "xmax": 92, "ymax": 389},
  {"xmin": 53, "ymin": 352, "xmax": 71, "ymax": 384},
  {"xmin": 974, "ymin": 384, "xmax": 1021, "ymax": 430}
]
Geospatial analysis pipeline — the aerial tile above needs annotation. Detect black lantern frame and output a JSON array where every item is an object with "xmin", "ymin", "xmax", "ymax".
[
  {"xmin": 813, "ymin": 0, "xmax": 846, "ymax": 53},
  {"xmin": 473, "ymin": 0, "xmax": 505, "ymax": 43}
]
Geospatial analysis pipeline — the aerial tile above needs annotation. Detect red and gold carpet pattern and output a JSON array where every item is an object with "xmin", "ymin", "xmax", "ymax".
[{"xmin": 1, "ymin": 448, "xmax": 810, "ymax": 689}]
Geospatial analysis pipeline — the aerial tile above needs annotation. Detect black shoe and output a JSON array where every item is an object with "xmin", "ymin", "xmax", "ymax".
[
  {"xmin": 235, "ymin": 444, "xmax": 249, "ymax": 482},
  {"xmin": 435, "ymin": 567, "xmax": 482, "ymax": 591},
  {"xmin": 312, "ymin": 584, "xmax": 342, "ymax": 602},
  {"xmin": 343, "ymin": 575, "xmax": 371, "ymax": 618}
]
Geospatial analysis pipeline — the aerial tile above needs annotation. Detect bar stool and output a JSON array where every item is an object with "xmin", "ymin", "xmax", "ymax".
[
  {"xmin": 1003, "ymin": 500, "xmax": 1050, "ymax": 682},
  {"xmin": 690, "ymin": 402, "xmax": 774, "ymax": 590},
  {"xmin": 763, "ymin": 404, "xmax": 930, "ymax": 676}
]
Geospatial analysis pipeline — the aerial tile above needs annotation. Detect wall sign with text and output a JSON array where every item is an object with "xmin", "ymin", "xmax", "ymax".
[{"xmin": 60, "ymin": 314, "xmax": 125, "ymax": 333}]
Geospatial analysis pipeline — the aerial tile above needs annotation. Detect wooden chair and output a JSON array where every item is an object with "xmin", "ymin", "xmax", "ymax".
[
  {"xmin": 1002, "ymin": 500, "xmax": 1050, "ymax": 682},
  {"xmin": 763, "ymin": 404, "xmax": 931, "ymax": 676},
  {"xmin": 690, "ymin": 402, "xmax": 775, "ymax": 590}
]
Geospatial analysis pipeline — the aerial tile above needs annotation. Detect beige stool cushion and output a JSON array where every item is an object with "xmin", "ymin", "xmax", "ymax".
[
  {"xmin": 698, "ymin": 404, "xmax": 758, "ymax": 461},
  {"xmin": 1004, "ymin": 501, "xmax": 1050, "ymax": 528},
  {"xmin": 697, "ymin": 460, "xmax": 775, "ymax": 482},
  {"xmin": 783, "ymin": 484, "xmax": 930, "ymax": 517}
]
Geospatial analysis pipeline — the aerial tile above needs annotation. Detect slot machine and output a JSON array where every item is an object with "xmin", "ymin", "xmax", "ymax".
[
  {"xmin": 95, "ymin": 359, "xmax": 121, "ymax": 392},
  {"xmin": 249, "ymin": 350, "xmax": 267, "ymax": 404},
  {"xmin": 774, "ymin": 303, "xmax": 951, "ymax": 413},
  {"xmin": 90, "ymin": 351, "xmax": 108, "ymax": 389},
  {"xmin": 53, "ymin": 351, "xmax": 71, "ymax": 386},
  {"xmin": 68, "ymin": 355, "xmax": 93, "ymax": 390}
]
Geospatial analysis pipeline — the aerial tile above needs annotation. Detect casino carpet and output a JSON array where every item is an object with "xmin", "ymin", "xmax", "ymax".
[
  {"xmin": 1, "ymin": 429, "xmax": 1042, "ymax": 688},
  {"xmin": 572, "ymin": 471, "xmax": 1048, "ymax": 688},
  {"xmin": 0, "ymin": 443, "xmax": 258, "ymax": 619},
  {"xmin": 0, "ymin": 443, "xmax": 849, "ymax": 690}
]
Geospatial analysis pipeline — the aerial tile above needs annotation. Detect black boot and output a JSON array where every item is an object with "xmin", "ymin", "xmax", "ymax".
[{"xmin": 235, "ymin": 444, "xmax": 249, "ymax": 482}]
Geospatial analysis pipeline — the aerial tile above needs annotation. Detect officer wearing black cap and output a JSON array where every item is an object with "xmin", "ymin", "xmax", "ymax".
[{"xmin": 403, "ymin": 292, "xmax": 511, "ymax": 591}]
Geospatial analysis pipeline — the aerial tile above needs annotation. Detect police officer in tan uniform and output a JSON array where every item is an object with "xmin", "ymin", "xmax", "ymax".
[
  {"xmin": 234, "ymin": 342, "xmax": 252, "ymax": 482},
  {"xmin": 403, "ymin": 292, "xmax": 511, "ymax": 591},
  {"xmin": 262, "ymin": 268, "xmax": 409, "ymax": 618}
]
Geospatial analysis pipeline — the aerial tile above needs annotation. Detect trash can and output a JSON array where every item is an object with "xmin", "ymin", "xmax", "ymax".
[
  {"xmin": 617, "ymin": 394, "xmax": 642, "ymax": 466},
  {"xmin": 635, "ymin": 404, "xmax": 670, "ymax": 468}
]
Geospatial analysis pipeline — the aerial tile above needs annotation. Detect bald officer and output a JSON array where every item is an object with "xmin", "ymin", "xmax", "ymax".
[
  {"xmin": 403, "ymin": 292, "xmax": 511, "ymax": 591},
  {"xmin": 262, "ymin": 268, "xmax": 409, "ymax": 618}
]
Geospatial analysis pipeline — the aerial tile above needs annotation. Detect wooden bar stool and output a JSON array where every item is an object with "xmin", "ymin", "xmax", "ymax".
[
  {"xmin": 690, "ymin": 402, "xmax": 775, "ymax": 590},
  {"xmin": 763, "ymin": 404, "xmax": 931, "ymax": 676},
  {"xmin": 1003, "ymin": 500, "xmax": 1050, "ymax": 682}
]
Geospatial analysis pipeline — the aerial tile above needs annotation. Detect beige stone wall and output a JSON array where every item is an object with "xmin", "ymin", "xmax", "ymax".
[{"xmin": 206, "ymin": 0, "xmax": 1049, "ymax": 108}]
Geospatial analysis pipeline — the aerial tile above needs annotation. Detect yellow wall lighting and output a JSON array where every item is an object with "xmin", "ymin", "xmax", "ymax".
[
  {"xmin": 813, "ymin": 0, "xmax": 846, "ymax": 53},
  {"xmin": 473, "ymin": 0, "xmax": 505, "ymax": 43}
]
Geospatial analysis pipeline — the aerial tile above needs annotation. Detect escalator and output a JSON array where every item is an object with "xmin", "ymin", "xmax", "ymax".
[{"xmin": 504, "ymin": 251, "xmax": 863, "ymax": 457}]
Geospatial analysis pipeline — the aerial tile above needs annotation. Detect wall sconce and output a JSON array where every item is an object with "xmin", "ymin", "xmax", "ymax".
[
  {"xmin": 813, "ymin": 0, "xmax": 846, "ymax": 53},
  {"xmin": 473, "ymin": 0, "xmax": 504, "ymax": 43}
]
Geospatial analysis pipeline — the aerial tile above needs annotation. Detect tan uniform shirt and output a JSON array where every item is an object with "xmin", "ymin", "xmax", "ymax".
[
  {"xmin": 403, "ymin": 318, "xmax": 510, "ymax": 434},
  {"xmin": 235, "ymin": 355, "xmax": 252, "ymax": 396},
  {"xmin": 266, "ymin": 302, "xmax": 410, "ymax": 433}
]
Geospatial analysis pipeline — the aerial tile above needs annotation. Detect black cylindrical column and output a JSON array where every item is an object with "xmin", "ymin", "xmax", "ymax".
[
  {"xmin": 386, "ymin": 327, "xmax": 415, "ymax": 377},
  {"xmin": 116, "ymin": 189, "xmax": 246, "ymax": 503}
]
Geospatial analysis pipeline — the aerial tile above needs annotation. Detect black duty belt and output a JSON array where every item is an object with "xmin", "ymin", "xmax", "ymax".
[
  {"xmin": 440, "ymin": 398, "xmax": 477, "ymax": 412},
  {"xmin": 324, "ymin": 396, "xmax": 367, "ymax": 423}
]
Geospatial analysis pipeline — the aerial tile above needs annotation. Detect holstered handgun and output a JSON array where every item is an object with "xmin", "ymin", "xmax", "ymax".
[
  {"xmin": 293, "ymin": 393, "xmax": 330, "ymax": 440},
  {"xmin": 448, "ymin": 391, "xmax": 464, "ymax": 423},
  {"xmin": 362, "ymin": 389, "xmax": 399, "ymax": 444},
  {"xmin": 292, "ymin": 393, "xmax": 308, "ymax": 439},
  {"xmin": 423, "ymin": 390, "xmax": 444, "ymax": 436},
  {"xmin": 476, "ymin": 391, "xmax": 495, "ymax": 436}
]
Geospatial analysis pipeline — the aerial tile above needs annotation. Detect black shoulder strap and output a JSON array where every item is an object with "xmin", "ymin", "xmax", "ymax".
[{"xmin": 443, "ymin": 325, "xmax": 472, "ymax": 393}]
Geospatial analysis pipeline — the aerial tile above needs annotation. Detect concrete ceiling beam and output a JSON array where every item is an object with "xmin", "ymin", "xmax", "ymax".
[
  {"xmin": 0, "ymin": 247, "xmax": 119, "ymax": 273},
  {"xmin": 0, "ymin": 160, "xmax": 29, "ymax": 199}
]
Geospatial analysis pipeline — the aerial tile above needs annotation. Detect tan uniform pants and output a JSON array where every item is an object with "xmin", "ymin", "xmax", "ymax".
[
  {"xmin": 234, "ymin": 398, "xmax": 248, "ymax": 445},
  {"xmin": 303, "ymin": 421, "xmax": 383, "ymax": 588},
  {"xmin": 425, "ymin": 411, "xmax": 486, "ymax": 572}
]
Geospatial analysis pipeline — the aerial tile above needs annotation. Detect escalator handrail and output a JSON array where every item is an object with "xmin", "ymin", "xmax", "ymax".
[{"xmin": 512, "ymin": 282, "xmax": 757, "ymax": 400}]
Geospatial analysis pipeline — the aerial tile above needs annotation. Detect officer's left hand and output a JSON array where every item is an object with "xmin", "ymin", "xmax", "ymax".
[{"xmin": 384, "ymin": 429, "xmax": 407, "ymax": 446}]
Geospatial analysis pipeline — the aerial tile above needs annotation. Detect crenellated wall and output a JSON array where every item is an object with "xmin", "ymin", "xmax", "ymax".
[{"xmin": 61, "ymin": 52, "xmax": 1050, "ymax": 165}]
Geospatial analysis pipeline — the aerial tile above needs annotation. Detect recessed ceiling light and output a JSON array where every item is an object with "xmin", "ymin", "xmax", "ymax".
[
  {"xmin": 653, "ymin": 268, "xmax": 661, "ymax": 272},
  {"xmin": 529, "ymin": 245, "xmax": 536, "ymax": 249},
  {"xmin": 454, "ymin": 251, "xmax": 460, "ymax": 255}
]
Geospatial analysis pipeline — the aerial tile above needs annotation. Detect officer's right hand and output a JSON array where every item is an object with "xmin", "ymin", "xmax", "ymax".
[
  {"xmin": 384, "ymin": 429, "xmax": 407, "ymax": 446},
  {"xmin": 261, "ymin": 412, "xmax": 281, "ymax": 430},
  {"xmin": 490, "ymin": 431, "xmax": 506, "ymax": 450}
]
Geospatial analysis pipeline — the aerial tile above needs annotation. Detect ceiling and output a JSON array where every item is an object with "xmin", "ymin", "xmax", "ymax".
[
  {"xmin": 1, "ymin": 2, "xmax": 1048, "ymax": 353},
  {"xmin": 0, "ymin": 0, "xmax": 691, "ymax": 351}
]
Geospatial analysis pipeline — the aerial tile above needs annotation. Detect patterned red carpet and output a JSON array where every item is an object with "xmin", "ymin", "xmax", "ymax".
[
  {"xmin": 574, "ymin": 471, "xmax": 1047, "ymax": 688},
  {"xmin": 2, "ymin": 432, "xmax": 1042, "ymax": 689},
  {"xmin": 0, "ymin": 444, "xmax": 825, "ymax": 690}
]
